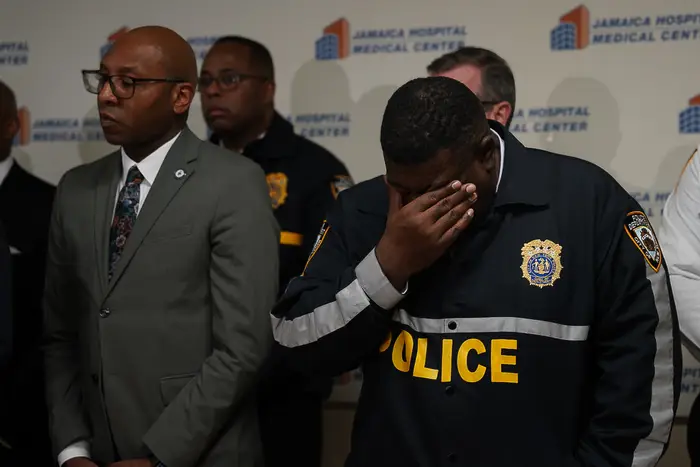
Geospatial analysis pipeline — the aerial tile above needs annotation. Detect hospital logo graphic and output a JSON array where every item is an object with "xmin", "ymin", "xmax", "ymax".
[
  {"xmin": 12, "ymin": 107, "xmax": 31, "ymax": 146},
  {"xmin": 101, "ymin": 27, "xmax": 218, "ymax": 60},
  {"xmin": 679, "ymin": 95, "xmax": 700, "ymax": 134},
  {"xmin": 0, "ymin": 41, "xmax": 29, "ymax": 66},
  {"xmin": 551, "ymin": 4, "xmax": 700, "ymax": 50},
  {"xmin": 315, "ymin": 18, "xmax": 466, "ymax": 60},
  {"xmin": 101, "ymin": 27, "xmax": 129, "ymax": 58},
  {"xmin": 551, "ymin": 5, "xmax": 590, "ymax": 50}
]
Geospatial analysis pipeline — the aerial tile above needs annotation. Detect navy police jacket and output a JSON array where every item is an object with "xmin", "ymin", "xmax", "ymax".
[
  {"xmin": 271, "ymin": 122, "xmax": 681, "ymax": 467},
  {"xmin": 211, "ymin": 111, "xmax": 352, "ymax": 293}
]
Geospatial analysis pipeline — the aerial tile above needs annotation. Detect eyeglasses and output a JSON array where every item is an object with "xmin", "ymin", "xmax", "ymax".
[
  {"xmin": 82, "ymin": 70, "xmax": 186, "ymax": 99},
  {"xmin": 197, "ymin": 71, "xmax": 268, "ymax": 92}
]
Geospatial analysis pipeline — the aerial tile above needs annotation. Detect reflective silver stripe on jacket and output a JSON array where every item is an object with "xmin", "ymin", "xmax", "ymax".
[
  {"xmin": 395, "ymin": 310, "xmax": 589, "ymax": 341},
  {"xmin": 632, "ymin": 264, "xmax": 676, "ymax": 467}
]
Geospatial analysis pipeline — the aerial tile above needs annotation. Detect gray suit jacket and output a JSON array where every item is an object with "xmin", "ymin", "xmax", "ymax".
[{"xmin": 43, "ymin": 128, "xmax": 279, "ymax": 467}]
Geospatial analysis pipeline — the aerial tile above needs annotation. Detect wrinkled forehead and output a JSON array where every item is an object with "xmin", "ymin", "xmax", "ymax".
[{"xmin": 102, "ymin": 41, "xmax": 166, "ymax": 77}]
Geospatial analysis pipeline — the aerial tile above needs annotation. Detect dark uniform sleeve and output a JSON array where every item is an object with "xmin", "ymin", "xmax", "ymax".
[
  {"xmin": 575, "ymin": 192, "xmax": 681, "ymax": 467},
  {"xmin": 300, "ymin": 164, "xmax": 354, "ymax": 259},
  {"xmin": 0, "ymin": 223, "xmax": 11, "ymax": 371},
  {"xmin": 271, "ymin": 194, "xmax": 399, "ymax": 378}
]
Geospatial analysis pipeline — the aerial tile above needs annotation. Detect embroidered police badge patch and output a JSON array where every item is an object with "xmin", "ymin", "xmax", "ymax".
[
  {"xmin": 624, "ymin": 211, "xmax": 662, "ymax": 272},
  {"xmin": 303, "ymin": 220, "xmax": 329, "ymax": 275},
  {"xmin": 331, "ymin": 175, "xmax": 354, "ymax": 199},
  {"xmin": 266, "ymin": 172, "xmax": 288, "ymax": 209},
  {"xmin": 520, "ymin": 239, "xmax": 563, "ymax": 288}
]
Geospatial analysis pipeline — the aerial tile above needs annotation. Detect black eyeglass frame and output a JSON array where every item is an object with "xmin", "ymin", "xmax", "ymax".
[
  {"xmin": 196, "ymin": 72, "xmax": 270, "ymax": 92},
  {"xmin": 81, "ymin": 69, "xmax": 186, "ymax": 99}
]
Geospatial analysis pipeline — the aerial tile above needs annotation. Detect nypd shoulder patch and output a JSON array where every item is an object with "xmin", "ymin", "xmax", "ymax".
[
  {"xmin": 623, "ymin": 210, "xmax": 662, "ymax": 273},
  {"xmin": 331, "ymin": 175, "xmax": 354, "ymax": 199}
]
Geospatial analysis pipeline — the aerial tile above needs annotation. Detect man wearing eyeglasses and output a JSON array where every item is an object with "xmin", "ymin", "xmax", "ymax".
[
  {"xmin": 427, "ymin": 46, "xmax": 516, "ymax": 129},
  {"xmin": 44, "ymin": 26, "xmax": 279, "ymax": 467},
  {"xmin": 200, "ymin": 36, "xmax": 352, "ymax": 467}
]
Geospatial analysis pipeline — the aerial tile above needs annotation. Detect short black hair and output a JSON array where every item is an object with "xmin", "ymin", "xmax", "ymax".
[
  {"xmin": 212, "ymin": 35, "xmax": 275, "ymax": 80},
  {"xmin": 427, "ymin": 46, "xmax": 516, "ymax": 128},
  {"xmin": 380, "ymin": 76, "xmax": 490, "ymax": 166}
]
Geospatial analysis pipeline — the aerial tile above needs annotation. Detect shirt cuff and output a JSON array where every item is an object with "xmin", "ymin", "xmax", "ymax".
[
  {"xmin": 58, "ymin": 440, "xmax": 91, "ymax": 466},
  {"xmin": 355, "ymin": 248, "xmax": 408, "ymax": 310}
]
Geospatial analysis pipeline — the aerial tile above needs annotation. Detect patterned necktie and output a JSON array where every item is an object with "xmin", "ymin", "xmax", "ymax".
[{"xmin": 108, "ymin": 165, "xmax": 145, "ymax": 280}]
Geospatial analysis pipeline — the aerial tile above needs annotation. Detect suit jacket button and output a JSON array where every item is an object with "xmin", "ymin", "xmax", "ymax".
[
  {"xmin": 99, "ymin": 308, "xmax": 110, "ymax": 318},
  {"xmin": 91, "ymin": 374, "xmax": 98, "ymax": 383}
]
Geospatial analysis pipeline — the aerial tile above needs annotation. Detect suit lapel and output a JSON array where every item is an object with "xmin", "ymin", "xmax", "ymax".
[
  {"xmin": 105, "ymin": 128, "xmax": 200, "ymax": 296},
  {"xmin": 94, "ymin": 152, "xmax": 121, "ymax": 296}
]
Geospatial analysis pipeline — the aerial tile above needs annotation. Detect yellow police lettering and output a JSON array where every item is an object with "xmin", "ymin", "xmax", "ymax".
[
  {"xmin": 392, "ymin": 330, "xmax": 414, "ymax": 372},
  {"xmin": 384, "ymin": 329, "xmax": 519, "ymax": 384},
  {"xmin": 413, "ymin": 338, "xmax": 439, "ymax": 380},
  {"xmin": 491, "ymin": 339, "xmax": 518, "ymax": 383},
  {"xmin": 379, "ymin": 331, "xmax": 392, "ymax": 353},
  {"xmin": 441, "ymin": 339, "xmax": 453, "ymax": 383},
  {"xmin": 457, "ymin": 338, "xmax": 487, "ymax": 383}
]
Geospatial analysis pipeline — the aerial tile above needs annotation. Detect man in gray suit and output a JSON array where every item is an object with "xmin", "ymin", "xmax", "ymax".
[{"xmin": 43, "ymin": 26, "xmax": 279, "ymax": 467}]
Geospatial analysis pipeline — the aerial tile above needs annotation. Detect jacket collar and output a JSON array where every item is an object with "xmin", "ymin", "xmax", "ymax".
[
  {"xmin": 209, "ymin": 111, "xmax": 294, "ymax": 161},
  {"xmin": 489, "ymin": 120, "xmax": 551, "ymax": 208}
]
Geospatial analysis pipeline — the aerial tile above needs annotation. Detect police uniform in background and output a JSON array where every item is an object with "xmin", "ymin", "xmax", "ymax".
[
  {"xmin": 659, "ymin": 146, "xmax": 700, "ymax": 466},
  {"xmin": 272, "ymin": 120, "xmax": 681, "ymax": 466},
  {"xmin": 211, "ymin": 111, "xmax": 352, "ymax": 297},
  {"xmin": 210, "ymin": 111, "xmax": 352, "ymax": 466}
]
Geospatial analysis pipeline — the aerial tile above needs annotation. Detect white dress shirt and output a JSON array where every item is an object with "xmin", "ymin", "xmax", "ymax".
[
  {"xmin": 492, "ymin": 128, "xmax": 505, "ymax": 192},
  {"xmin": 0, "ymin": 156, "xmax": 13, "ymax": 187},
  {"xmin": 57, "ymin": 130, "xmax": 181, "ymax": 467},
  {"xmin": 659, "ymin": 146, "xmax": 700, "ymax": 358}
]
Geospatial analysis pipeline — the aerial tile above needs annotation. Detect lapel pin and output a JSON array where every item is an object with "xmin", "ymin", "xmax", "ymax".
[{"xmin": 174, "ymin": 169, "xmax": 186, "ymax": 179}]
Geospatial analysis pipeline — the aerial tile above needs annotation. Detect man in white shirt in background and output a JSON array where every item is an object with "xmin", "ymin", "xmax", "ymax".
[{"xmin": 659, "ymin": 145, "xmax": 700, "ymax": 466}]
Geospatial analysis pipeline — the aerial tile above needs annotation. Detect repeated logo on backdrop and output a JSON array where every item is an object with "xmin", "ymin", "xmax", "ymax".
[
  {"xmin": 551, "ymin": 4, "xmax": 700, "ymax": 50},
  {"xmin": 679, "ymin": 95, "xmax": 700, "ymax": 134},
  {"xmin": 286, "ymin": 113, "xmax": 351, "ymax": 138},
  {"xmin": 101, "ymin": 27, "xmax": 218, "ymax": 60},
  {"xmin": 510, "ymin": 106, "xmax": 590, "ymax": 134},
  {"xmin": 315, "ymin": 18, "xmax": 466, "ymax": 60},
  {"xmin": 12, "ymin": 107, "xmax": 31, "ymax": 146},
  {"xmin": 0, "ymin": 41, "xmax": 29, "ymax": 66},
  {"xmin": 13, "ymin": 109, "xmax": 106, "ymax": 145}
]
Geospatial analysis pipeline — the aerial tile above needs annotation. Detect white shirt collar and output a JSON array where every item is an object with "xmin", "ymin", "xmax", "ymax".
[
  {"xmin": 491, "ymin": 128, "xmax": 505, "ymax": 192},
  {"xmin": 119, "ymin": 131, "xmax": 181, "ymax": 186},
  {"xmin": 0, "ymin": 156, "xmax": 13, "ymax": 187},
  {"xmin": 218, "ymin": 132, "xmax": 266, "ymax": 154}
]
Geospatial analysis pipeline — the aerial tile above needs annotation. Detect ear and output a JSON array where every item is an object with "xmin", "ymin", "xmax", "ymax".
[
  {"xmin": 263, "ymin": 81, "xmax": 276, "ymax": 106},
  {"xmin": 474, "ymin": 132, "xmax": 498, "ymax": 170},
  {"xmin": 486, "ymin": 102, "xmax": 512, "ymax": 128},
  {"xmin": 1, "ymin": 115, "xmax": 19, "ymax": 141},
  {"xmin": 172, "ymin": 82, "xmax": 196, "ymax": 116}
]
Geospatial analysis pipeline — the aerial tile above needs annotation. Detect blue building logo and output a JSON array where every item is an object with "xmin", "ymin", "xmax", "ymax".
[
  {"xmin": 680, "ymin": 95, "xmax": 700, "ymax": 134},
  {"xmin": 551, "ymin": 5, "xmax": 590, "ymax": 50}
]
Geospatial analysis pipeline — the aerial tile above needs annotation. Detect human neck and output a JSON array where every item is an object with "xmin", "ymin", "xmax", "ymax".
[
  {"xmin": 221, "ymin": 108, "xmax": 274, "ymax": 152},
  {"xmin": 123, "ymin": 125, "xmax": 183, "ymax": 162}
]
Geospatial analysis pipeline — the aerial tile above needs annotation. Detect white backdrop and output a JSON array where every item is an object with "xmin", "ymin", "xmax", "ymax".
[{"xmin": 1, "ymin": 0, "xmax": 699, "ymax": 417}]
